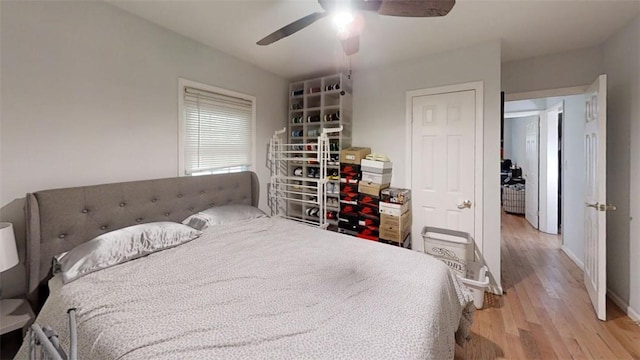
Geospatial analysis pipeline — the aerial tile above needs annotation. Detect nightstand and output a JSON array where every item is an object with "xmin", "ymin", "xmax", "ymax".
[{"xmin": 1, "ymin": 298, "xmax": 35, "ymax": 337}]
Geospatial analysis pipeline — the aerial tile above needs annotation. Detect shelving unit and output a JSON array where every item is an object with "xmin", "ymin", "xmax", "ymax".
[
  {"xmin": 269, "ymin": 127, "xmax": 342, "ymax": 228},
  {"xmin": 287, "ymin": 73, "xmax": 352, "ymax": 228}
]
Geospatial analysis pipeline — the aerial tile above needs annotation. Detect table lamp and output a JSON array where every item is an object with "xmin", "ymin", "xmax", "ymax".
[{"xmin": 0, "ymin": 222, "xmax": 19, "ymax": 273}]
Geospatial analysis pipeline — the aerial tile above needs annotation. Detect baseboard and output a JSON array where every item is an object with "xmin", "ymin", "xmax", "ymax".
[
  {"xmin": 607, "ymin": 289, "xmax": 640, "ymax": 323},
  {"xmin": 560, "ymin": 245, "xmax": 584, "ymax": 270}
]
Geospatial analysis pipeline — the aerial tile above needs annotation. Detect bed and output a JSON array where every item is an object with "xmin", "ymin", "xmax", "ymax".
[{"xmin": 17, "ymin": 171, "xmax": 473, "ymax": 359}]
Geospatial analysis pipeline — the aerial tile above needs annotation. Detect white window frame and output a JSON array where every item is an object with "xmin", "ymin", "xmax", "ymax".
[{"xmin": 178, "ymin": 78, "xmax": 257, "ymax": 176}]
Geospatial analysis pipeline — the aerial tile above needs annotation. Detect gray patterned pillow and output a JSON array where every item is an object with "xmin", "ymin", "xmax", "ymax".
[
  {"xmin": 54, "ymin": 222, "xmax": 201, "ymax": 283},
  {"xmin": 182, "ymin": 205, "xmax": 267, "ymax": 230}
]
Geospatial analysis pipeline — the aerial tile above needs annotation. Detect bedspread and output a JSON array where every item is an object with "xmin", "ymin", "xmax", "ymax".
[{"xmin": 17, "ymin": 217, "xmax": 473, "ymax": 359}]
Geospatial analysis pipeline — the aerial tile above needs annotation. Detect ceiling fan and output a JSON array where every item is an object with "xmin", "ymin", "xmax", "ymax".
[{"xmin": 257, "ymin": 0, "xmax": 456, "ymax": 55}]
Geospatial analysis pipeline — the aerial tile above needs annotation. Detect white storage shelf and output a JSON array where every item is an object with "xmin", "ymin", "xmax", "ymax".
[{"xmin": 287, "ymin": 73, "xmax": 352, "ymax": 228}]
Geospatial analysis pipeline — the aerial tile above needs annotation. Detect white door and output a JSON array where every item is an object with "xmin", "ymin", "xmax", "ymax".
[
  {"xmin": 524, "ymin": 117, "xmax": 539, "ymax": 229},
  {"xmin": 411, "ymin": 90, "xmax": 476, "ymax": 252},
  {"xmin": 584, "ymin": 74, "xmax": 609, "ymax": 321},
  {"xmin": 539, "ymin": 103, "xmax": 562, "ymax": 234}
]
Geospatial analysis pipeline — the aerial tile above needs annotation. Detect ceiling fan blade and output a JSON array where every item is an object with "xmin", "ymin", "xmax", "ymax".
[
  {"xmin": 378, "ymin": 0, "xmax": 455, "ymax": 17},
  {"xmin": 340, "ymin": 34, "xmax": 360, "ymax": 56},
  {"xmin": 257, "ymin": 12, "xmax": 328, "ymax": 45}
]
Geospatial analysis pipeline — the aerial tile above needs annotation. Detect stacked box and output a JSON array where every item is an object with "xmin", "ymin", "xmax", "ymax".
[
  {"xmin": 338, "ymin": 160, "xmax": 365, "ymax": 236},
  {"xmin": 379, "ymin": 188, "xmax": 412, "ymax": 246},
  {"xmin": 356, "ymin": 159, "xmax": 392, "ymax": 241}
]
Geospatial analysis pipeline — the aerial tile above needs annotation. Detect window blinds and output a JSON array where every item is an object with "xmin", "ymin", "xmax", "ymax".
[{"xmin": 183, "ymin": 86, "xmax": 253, "ymax": 175}]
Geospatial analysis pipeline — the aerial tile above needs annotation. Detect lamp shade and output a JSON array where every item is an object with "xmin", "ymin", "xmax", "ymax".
[{"xmin": 0, "ymin": 222, "xmax": 19, "ymax": 272}]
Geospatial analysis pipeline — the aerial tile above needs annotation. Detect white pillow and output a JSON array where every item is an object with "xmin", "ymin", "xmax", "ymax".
[
  {"xmin": 53, "ymin": 222, "xmax": 201, "ymax": 283},
  {"xmin": 182, "ymin": 204, "xmax": 267, "ymax": 230}
]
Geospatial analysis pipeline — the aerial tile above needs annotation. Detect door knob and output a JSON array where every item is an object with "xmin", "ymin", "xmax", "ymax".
[
  {"xmin": 585, "ymin": 202, "xmax": 599, "ymax": 209},
  {"xmin": 457, "ymin": 200, "xmax": 472, "ymax": 209},
  {"xmin": 598, "ymin": 203, "xmax": 617, "ymax": 212}
]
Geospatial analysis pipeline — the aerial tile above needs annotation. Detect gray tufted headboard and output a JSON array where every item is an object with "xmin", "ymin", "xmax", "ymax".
[{"xmin": 25, "ymin": 171, "xmax": 259, "ymax": 304}]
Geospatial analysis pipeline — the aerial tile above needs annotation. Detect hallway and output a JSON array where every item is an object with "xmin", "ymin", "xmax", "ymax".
[{"xmin": 455, "ymin": 213, "xmax": 640, "ymax": 359}]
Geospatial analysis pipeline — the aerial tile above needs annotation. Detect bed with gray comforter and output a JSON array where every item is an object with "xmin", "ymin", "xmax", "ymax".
[{"xmin": 18, "ymin": 217, "xmax": 473, "ymax": 359}]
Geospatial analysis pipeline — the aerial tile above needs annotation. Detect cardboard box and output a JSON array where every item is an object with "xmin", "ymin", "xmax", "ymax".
[
  {"xmin": 339, "ymin": 192, "xmax": 358, "ymax": 204},
  {"xmin": 358, "ymin": 193, "xmax": 380, "ymax": 208},
  {"xmin": 360, "ymin": 159, "xmax": 392, "ymax": 174},
  {"xmin": 359, "ymin": 203, "xmax": 380, "ymax": 218},
  {"xmin": 379, "ymin": 200, "xmax": 411, "ymax": 216},
  {"xmin": 358, "ymin": 217, "xmax": 378, "ymax": 227},
  {"xmin": 357, "ymin": 225, "xmax": 379, "ymax": 240},
  {"xmin": 340, "ymin": 203, "xmax": 360, "ymax": 214},
  {"xmin": 340, "ymin": 183, "xmax": 358, "ymax": 194},
  {"xmin": 380, "ymin": 212, "xmax": 412, "ymax": 232},
  {"xmin": 340, "ymin": 147, "xmax": 371, "ymax": 165},
  {"xmin": 361, "ymin": 171, "xmax": 392, "ymax": 185},
  {"xmin": 338, "ymin": 221, "xmax": 358, "ymax": 232},
  {"xmin": 379, "ymin": 233, "xmax": 411, "ymax": 248},
  {"xmin": 358, "ymin": 182, "xmax": 390, "ymax": 197},
  {"xmin": 340, "ymin": 163, "xmax": 361, "ymax": 176},
  {"xmin": 379, "ymin": 225, "xmax": 411, "ymax": 242},
  {"xmin": 339, "ymin": 175, "xmax": 359, "ymax": 184},
  {"xmin": 358, "ymin": 211, "xmax": 380, "ymax": 224},
  {"xmin": 338, "ymin": 212, "xmax": 359, "ymax": 225},
  {"xmin": 380, "ymin": 188, "xmax": 412, "ymax": 205}
]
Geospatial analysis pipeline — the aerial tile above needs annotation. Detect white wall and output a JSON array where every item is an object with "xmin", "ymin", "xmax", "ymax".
[
  {"xmin": 502, "ymin": 46, "xmax": 603, "ymax": 94},
  {"xmin": 352, "ymin": 41, "xmax": 502, "ymax": 291},
  {"xmin": 0, "ymin": 1, "xmax": 288, "ymax": 298},
  {"xmin": 505, "ymin": 115, "xmax": 535, "ymax": 170},
  {"xmin": 547, "ymin": 95, "xmax": 586, "ymax": 267},
  {"xmin": 602, "ymin": 16, "xmax": 640, "ymax": 320}
]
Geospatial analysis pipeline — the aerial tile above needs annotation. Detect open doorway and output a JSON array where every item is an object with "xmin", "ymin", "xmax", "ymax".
[{"xmin": 500, "ymin": 94, "xmax": 587, "ymax": 267}]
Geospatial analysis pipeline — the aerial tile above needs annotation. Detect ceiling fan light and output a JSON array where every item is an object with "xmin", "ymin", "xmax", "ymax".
[{"xmin": 332, "ymin": 11, "xmax": 354, "ymax": 36}]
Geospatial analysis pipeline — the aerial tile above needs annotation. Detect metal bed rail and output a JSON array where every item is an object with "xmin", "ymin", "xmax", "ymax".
[{"xmin": 29, "ymin": 309, "xmax": 77, "ymax": 360}]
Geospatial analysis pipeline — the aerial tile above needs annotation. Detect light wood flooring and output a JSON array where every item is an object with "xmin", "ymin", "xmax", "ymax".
[{"xmin": 455, "ymin": 212, "xmax": 640, "ymax": 359}]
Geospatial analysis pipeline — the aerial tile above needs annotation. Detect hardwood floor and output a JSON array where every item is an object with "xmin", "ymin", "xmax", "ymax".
[{"xmin": 455, "ymin": 212, "xmax": 640, "ymax": 359}]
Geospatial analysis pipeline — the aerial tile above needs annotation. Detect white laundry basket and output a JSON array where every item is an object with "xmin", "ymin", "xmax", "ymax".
[
  {"xmin": 458, "ymin": 261, "xmax": 490, "ymax": 309},
  {"xmin": 422, "ymin": 226, "xmax": 474, "ymax": 277}
]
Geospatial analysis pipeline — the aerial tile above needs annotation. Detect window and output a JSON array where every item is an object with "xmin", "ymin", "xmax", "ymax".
[{"xmin": 178, "ymin": 79, "xmax": 255, "ymax": 176}]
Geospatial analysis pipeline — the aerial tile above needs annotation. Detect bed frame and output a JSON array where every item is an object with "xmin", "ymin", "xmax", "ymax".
[{"xmin": 25, "ymin": 171, "xmax": 259, "ymax": 305}]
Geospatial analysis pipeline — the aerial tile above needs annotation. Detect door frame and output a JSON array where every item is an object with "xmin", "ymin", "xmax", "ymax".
[{"xmin": 405, "ymin": 81, "xmax": 484, "ymax": 261}]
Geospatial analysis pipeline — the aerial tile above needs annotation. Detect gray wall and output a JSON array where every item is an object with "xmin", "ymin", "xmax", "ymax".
[
  {"xmin": 502, "ymin": 46, "xmax": 603, "ymax": 94},
  {"xmin": 352, "ymin": 41, "xmax": 503, "ymax": 291},
  {"xmin": 602, "ymin": 16, "xmax": 640, "ymax": 318},
  {"xmin": 0, "ymin": 1, "xmax": 288, "ymax": 298}
]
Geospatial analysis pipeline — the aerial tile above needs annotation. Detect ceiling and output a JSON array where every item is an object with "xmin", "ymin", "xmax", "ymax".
[{"xmin": 108, "ymin": 0, "xmax": 640, "ymax": 80}]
